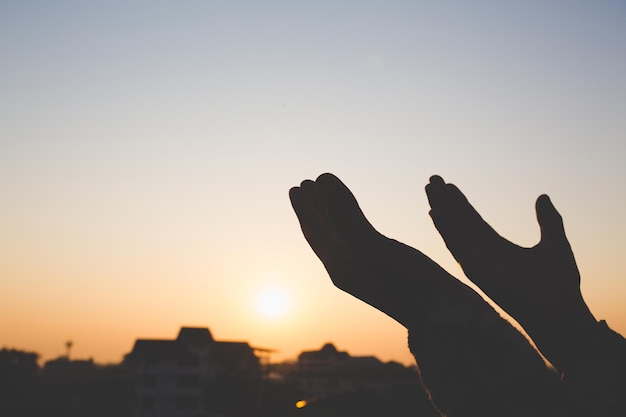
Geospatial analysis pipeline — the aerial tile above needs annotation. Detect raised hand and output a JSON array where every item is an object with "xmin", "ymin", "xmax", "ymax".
[
  {"xmin": 290, "ymin": 173, "xmax": 560, "ymax": 416},
  {"xmin": 425, "ymin": 175, "xmax": 597, "ymax": 369},
  {"xmin": 289, "ymin": 173, "xmax": 489, "ymax": 329}
]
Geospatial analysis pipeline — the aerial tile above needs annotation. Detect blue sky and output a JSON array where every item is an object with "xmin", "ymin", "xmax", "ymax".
[{"xmin": 1, "ymin": 1, "xmax": 625, "ymax": 364}]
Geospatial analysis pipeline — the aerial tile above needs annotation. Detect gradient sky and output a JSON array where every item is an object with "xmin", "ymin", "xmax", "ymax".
[{"xmin": 1, "ymin": 1, "xmax": 625, "ymax": 366}]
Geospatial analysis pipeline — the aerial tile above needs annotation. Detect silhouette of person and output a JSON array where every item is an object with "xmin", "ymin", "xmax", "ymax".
[{"xmin": 289, "ymin": 173, "xmax": 625, "ymax": 417}]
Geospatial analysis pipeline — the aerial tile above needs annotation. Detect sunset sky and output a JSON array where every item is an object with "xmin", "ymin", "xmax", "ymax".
[{"xmin": 1, "ymin": 1, "xmax": 625, "ymax": 366}]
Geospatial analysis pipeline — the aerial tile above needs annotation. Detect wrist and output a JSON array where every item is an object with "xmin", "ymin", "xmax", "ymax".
[
  {"xmin": 530, "ymin": 317, "xmax": 623, "ymax": 372},
  {"xmin": 518, "ymin": 293, "xmax": 598, "ymax": 370},
  {"xmin": 560, "ymin": 320, "xmax": 625, "ymax": 370},
  {"xmin": 559, "ymin": 320, "xmax": 626, "ymax": 412}
]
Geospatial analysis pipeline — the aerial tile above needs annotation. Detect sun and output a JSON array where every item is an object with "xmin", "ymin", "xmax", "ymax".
[{"xmin": 256, "ymin": 287, "xmax": 289, "ymax": 318}]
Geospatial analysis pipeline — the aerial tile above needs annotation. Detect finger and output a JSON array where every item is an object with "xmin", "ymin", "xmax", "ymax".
[
  {"xmin": 427, "ymin": 176, "xmax": 483, "ymax": 264},
  {"xmin": 439, "ymin": 178, "xmax": 520, "ymax": 257},
  {"xmin": 297, "ymin": 179, "xmax": 324, "ymax": 214},
  {"xmin": 290, "ymin": 184, "xmax": 335, "ymax": 254},
  {"xmin": 314, "ymin": 173, "xmax": 378, "ymax": 241},
  {"xmin": 428, "ymin": 207, "xmax": 501, "ymax": 289},
  {"xmin": 428, "ymin": 210, "xmax": 522, "ymax": 309},
  {"xmin": 445, "ymin": 183, "xmax": 501, "ymax": 242},
  {"xmin": 289, "ymin": 183, "xmax": 319, "ymax": 238},
  {"xmin": 427, "ymin": 176, "xmax": 489, "ymax": 252},
  {"xmin": 426, "ymin": 176, "xmax": 469, "ymax": 228},
  {"xmin": 425, "ymin": 175, "xmax": 448, "ymax": 215},
  {"xmin": 535, "ymin": 194, "xmax": 568, "ymax": 244},
  {"xmin": 428, "ymin": 208, "xmax": 470, "ymax": 264}
]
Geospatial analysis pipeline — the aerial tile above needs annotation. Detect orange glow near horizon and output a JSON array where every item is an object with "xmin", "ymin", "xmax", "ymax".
[{"xmin": 1, "ymin": 1, "xmax": 626, "ymax": 372}]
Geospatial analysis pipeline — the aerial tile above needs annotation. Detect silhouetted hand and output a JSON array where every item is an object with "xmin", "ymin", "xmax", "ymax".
[
  {"xmin": 289, "ymin": 173, "xmax": 489, "ymax": 329},
  {"xmin": 425, "ymin": 175, "xmax": 597, "ymax": 369},
  {"xmin": 290, "ymin": 173, "xmax": 565, "ymax": 417}
]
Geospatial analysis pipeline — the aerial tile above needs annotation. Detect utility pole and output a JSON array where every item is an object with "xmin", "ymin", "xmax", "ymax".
[{"xmin": 65, "ymin": 340, "xmax": 73, "ymax": 360}]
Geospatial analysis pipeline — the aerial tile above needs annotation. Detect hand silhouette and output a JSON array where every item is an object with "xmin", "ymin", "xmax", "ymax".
[
  {"xmin": 290, "ymin": 173, "xmax": 624, "ymax": 416},
  {"xmin": 425, "ymin": 175, "xmax": 597, "ymax": 369},
  {"xmin": 290, "ymin": 173, "xmax": 562, "ymax": 417},
  {"xmin": 289, "ymin": 173, "xmax": 489, "ymax": 329}
]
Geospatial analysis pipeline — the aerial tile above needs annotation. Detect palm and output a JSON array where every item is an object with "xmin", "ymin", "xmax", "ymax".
[
  {"xmin": 289, "ymin": 173, "xmax": 485, "ymax": 329},
  {"xmin": 425, "ymin": 176, "xmax": 595, "ymax": 365}
]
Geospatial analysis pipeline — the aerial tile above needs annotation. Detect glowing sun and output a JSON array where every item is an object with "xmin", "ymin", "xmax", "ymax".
[{"xmin": 256, "ymin": 287, "xmax": 289, "ymax": 318}]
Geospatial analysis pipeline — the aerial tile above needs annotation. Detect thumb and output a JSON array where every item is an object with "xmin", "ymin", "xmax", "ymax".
[{"xmin": 536, "ymin": 194, "xmax": 567, "ymax": 244}]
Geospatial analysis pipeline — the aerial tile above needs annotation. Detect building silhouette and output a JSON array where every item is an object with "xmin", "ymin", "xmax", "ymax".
[
  {"xmin": 124, "ymin": 327, "xmax": 261, "ymax": 417},
  {"xmin": 288, "ymin": 343, "xmax": 417, "ymax": 398}
]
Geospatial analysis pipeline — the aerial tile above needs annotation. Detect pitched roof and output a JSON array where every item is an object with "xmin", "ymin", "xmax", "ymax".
[
  {"xmin": 124, "ymin": 327, "xmax": 261, "ymax": 370},
  {"xmin": 126, "ymin": 340, "xmax": 197, "ymax": 365},
  {"xmin": 177, "ymin": 327, "xmax": 214, "ymax": 345},
  {"xmin": 299, "ymin": 343, "xmax": 350, "ymax": 361}
]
